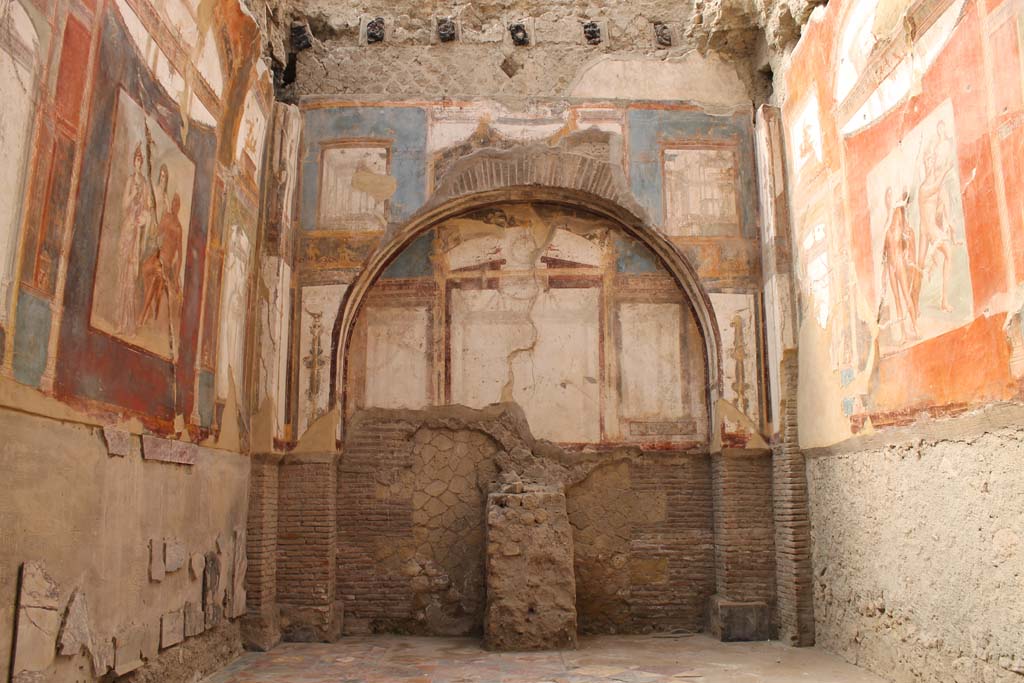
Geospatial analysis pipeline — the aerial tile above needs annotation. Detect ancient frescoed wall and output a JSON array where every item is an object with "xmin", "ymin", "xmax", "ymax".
[
  {"xmin": 260, "ymin": 73, "xmax": 786, "ymax": 642},
  {"xmin": 782, "ymin": 0, "xmax": 1024, "ymax": 677},
  {"xmin": 347, "ymin": 202, "xmax": 710, "ymax": 450},
  {"xmin": 784, "ymin": 0, "xmax": 1024, "ymax": 444},
  {"xmin": 288, "ymin": 98, "xmax": 768, "ymax": 451},
  {"xmin": 0, "ymin": 0, "xmax": 277, "ymax": 679}
]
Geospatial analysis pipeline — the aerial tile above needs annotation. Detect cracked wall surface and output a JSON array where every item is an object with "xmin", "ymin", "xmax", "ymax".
[
  {"xmin": 780, "ymin": 0, "xmax": 1024, "ymax": 675},
  {"xmin": 344, "ymin": 201, "xmax": 711, "ymax": 450}
]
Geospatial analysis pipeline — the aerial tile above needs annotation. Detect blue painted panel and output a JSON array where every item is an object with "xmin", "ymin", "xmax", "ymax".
[
  {"xmin": 614, "ymin": 233, "xmax": 661, "ymax": 273},
  {"xmin": 13, "ymin": 290, "xmax": 51, "ymax": 387},
  {"xmin": 383, "ymin": 231, "xmax": 435, "ymax": 279},
  {"xmin": 627, "ymin": 108, "xmax": 758, "ymax": 239},
  {"xmin": 301, "ymin": 106, "xmax": 428, "ymax": 230}
]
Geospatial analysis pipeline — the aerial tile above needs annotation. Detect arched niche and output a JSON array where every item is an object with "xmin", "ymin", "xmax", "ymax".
[{"xmin": 329, "ymin": 187, "xmax": 723, "ymax": 448}]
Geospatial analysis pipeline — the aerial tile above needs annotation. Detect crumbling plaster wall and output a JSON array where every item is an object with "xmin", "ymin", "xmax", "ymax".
[
  {"xmin": 806, "ymin": 409, "xmax": 1024, "ymax": 682},
  {"xmin": 0, "ymin": 406, "xmax": 251, "ymax": 682},
  {"xmin": 0, "ymin": 0, "xmax": 282, "ymax": 678}
]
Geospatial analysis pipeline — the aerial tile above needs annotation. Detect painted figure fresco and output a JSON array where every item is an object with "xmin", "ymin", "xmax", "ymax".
[
  {"xmin": 867, "ymin": 100, "xmax": 971, "ymax": 354},
  {"xmin": 216, "ymin": 222, "xmax": 252, "ymax": 402},
  {"xmin": 91, "ymin": 92, "xmax": 195, "ymax": 358}
]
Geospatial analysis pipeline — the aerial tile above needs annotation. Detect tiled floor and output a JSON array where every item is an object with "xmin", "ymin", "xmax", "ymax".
[{"xmin": 203, "ymin": 634, "xmax": 886, "ymax": 683}]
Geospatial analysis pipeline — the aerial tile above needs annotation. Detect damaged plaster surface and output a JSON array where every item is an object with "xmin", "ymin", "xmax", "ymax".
[
  {"xmin": 345, "ymin": 201, "xmax": 711, "ymax": 450},
  {"xmin": 275, "ymin": 0, "xmax": 827, "ymax": 102},
  {"xmin": 0, "ymin": 407, "xmax": 251, "ymax": 681},
  {"xmin": 806, "ymin": 409, "xmax": 1024, "ymax": 683}
]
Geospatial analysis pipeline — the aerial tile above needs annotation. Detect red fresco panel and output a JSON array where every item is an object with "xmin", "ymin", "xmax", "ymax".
[
  {"xmin": 989, "ymin": 17, "xmax": 1023, "ymax": 119},
  {"xmin": 999, "ymin": 124, "xmax": 1024, "ymax": 277},
  {"xmin": 844, "ymin": 3, "xmax": 1007, "ymax": 313},
  {"xmin": 873, "ymin": 314, "xmax": 1015, "ymax": 411},
  {"xmin": 54, "ymin": 15, "xmax": 92, "ymax": 131}
]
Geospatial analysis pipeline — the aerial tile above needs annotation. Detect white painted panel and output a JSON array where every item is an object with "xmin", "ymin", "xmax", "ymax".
[
  {"xmin": 297, "ymin": 284, "xmax": 347, "ymax": 435},
  {"xmin": 364, "ymin": 306, "xmax": 430, "ymax": 410},
  {"xmin": 450, "ymin": 286, "xmax": 600, "ymax": 443},
  {"xmin": 618, "ymin": 303, "xmax": 685, "ymax": 420}
]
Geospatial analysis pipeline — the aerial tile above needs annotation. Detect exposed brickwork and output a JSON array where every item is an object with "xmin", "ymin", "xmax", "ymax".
[
  {"xmin": 335, "ymin": 419, "xmax": 417, "ymax": 632},
  {"xmin": 423, "ymin": 132, "xmax": 648, "ymax": 224},
  {"xmin": 252, "ymin": 405, "xmax": 797, "ymax": 643},
  {"xmin": 628, "ymin": 455, "xmax": 716, "ymax": 630},
  {"xmin": 554, "ymin": 453, "xmax": 715, "ymax": 634},
  {"xmin": 277, "ymin": 453, "xmax": 341, "ymax": 641},
  {"xmin": 335, "ymin": 410, "xmax": 722, "ymax": 637},
  {"xmin": 711, "ymin": 451, "xmax": 776, "ymax": 606},
  {"xmin": 243, "ymin": 454, "xmax": 282, "ymax": 650},
  {"xmin": 337, "ymin": 419, "xmax": 500, "ymax": 635},
  {"xmin": 773, "ymin": 350, "xmax": 815, "ymax": 645}
]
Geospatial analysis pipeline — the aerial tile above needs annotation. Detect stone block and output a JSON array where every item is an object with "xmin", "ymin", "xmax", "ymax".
[
  {"xmin": 141, "ymin": 619, "xmax": 160, "ymax": 660},
  {"xmin": 141, "ymin": 434, "xmax": 198, "ymax": 464},
  {"xmin": 185, "ymin": 601, "xmax": 205, "ymax": 638},
  {"xmin": 484, "ymin": 490, "xmax": 577, "ymax": 651},
  {"xmin": 160, "ymin": 609, "xmax": 184, "ymax": 649},
  {"xmin": 102, "ymin": 427, "xmax": 138, "ymax": 457},
  {"xmin": 165, "ymin": 538, "xmax": 187, "ymax": 572},
  {"xmin": 706, "ymin": 594, "xmax": 772, "ymax": 642},
  {"xmin": 91, "ymin": 637, "xmax": 113, "ymax": 678},
  {"xmin": 12, "ymin": 561, "xmax": 61, "ymax": 680},
  {"xmin": 113, "ymin": 625, "xmax": 144, "ymax": 675},
  {"xmin": 190, "ymin": 552, "xmax": 205, "ymax": 579},
  {"xmin": 204, "ymin": 551, "xmax": 223, "ymax": 628},
  {"xmin": 149, "ymin": 538, "xmax": 165, "ymax": 581},
  {"xmin": 57, "ymin": 589, "xmax": 93, "ymax": 657}
]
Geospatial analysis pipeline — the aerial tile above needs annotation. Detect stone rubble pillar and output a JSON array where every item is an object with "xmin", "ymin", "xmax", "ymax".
[{"xmin": 484, "ymin": 487, "xmax": 577, "ymax": 651}]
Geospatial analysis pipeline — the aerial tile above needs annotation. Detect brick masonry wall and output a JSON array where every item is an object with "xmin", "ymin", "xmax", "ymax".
[
  {"xmin": 277, "ymin": 453, "xmax": 340, "ymax": 641},
  {"xmin": 255, "ymin": 408, "xmax": 807, "ymax": 642},
  {"xmin": 773, "ymin": 350, "xmax": 815, "ymax": 645},
  {"xmin": 337, "ymin": 421, "xmax": 500, "ymax": 635},
  {"xmin": 711, "ymin": 451, "xmax": 776, "ymax": 606},
  {"xmin": 568, "ymin": 454, "xmax": 715, "ymax": 634},
  {"xmin": 243, "ymin": 454, "xmax": 282, "ymax": 650},
  {"xmin": 338, "ymin": 412, "xmax": 718, "ymax": 636}
]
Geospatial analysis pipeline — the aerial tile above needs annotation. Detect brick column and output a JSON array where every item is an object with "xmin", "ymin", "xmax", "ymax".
[
  {"xmin": 277, "ymin": 452, "xmax": 342, "ymax": 641},
  {"xmin": 243, "ymin": 453, "xmax": 282, "ymax": 650},
  {"xmin": 709, "ymin": 448, "xmax": 776, "ymax": 641},
  {"xmin": 754, "ymin": 103, "xmax": 816, "ymax": 646},
  {"xmin": 773, "ymin": 351, "xmax": 815, "ymax": 645}
]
